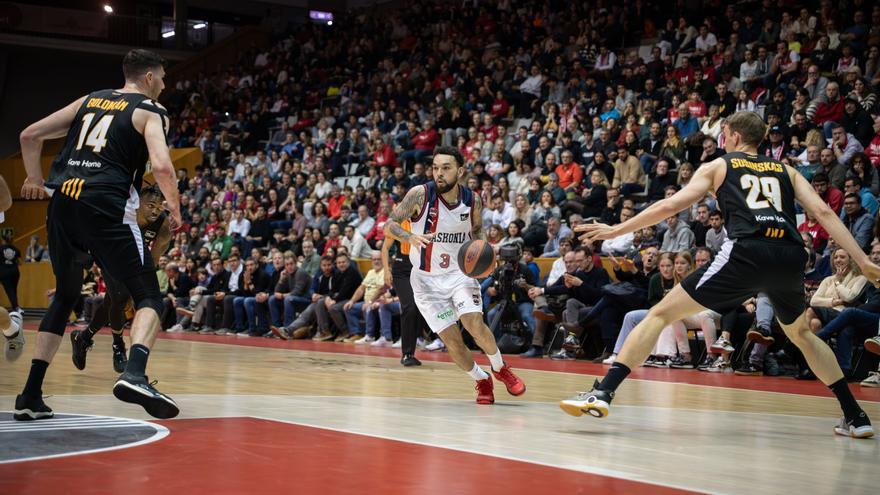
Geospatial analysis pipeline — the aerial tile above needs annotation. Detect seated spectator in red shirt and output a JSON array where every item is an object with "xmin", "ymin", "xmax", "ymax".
[
  {"xmin": 371, "ymin": 138, "xmax": 397, "ymax": 169},
  {"xmin": 867, "ymin": 116, "xmax": 880, "ymax": 168},
  {"xmin": 554, "ymin": 150, "xmax": 583, "ymax": 191},
  {"xmin": 811, "ymin": 82, "xmax": 844, "ymax": 126},
  {"xmin": 327, "ymin": 186, "xmax": 346, "ymax": 220},
  {"xmin": 491, "ymin": 91, "xmax": 510, "ymax": 119},
  {"xmin": 812, "ymin": 172, "xmax": 843, "ymax": 214},
  {"xmin": 399, "ymin": 120, "xmax": 439, "ymax": 170},
  {"xmin": 798, "ymin": 211, "xmax": 830, "ymax": 252}
]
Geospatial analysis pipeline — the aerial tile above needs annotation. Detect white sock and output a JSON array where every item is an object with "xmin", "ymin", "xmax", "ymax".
[
  {"xmin": 467, "ymin": 362, "xmax": 489, "ymax": 381},
  {"xmin": 487, "ymin": 350, "xmax": 505, "ymax": 372}
]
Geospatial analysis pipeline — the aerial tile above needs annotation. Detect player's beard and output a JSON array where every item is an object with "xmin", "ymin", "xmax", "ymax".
[{"xmin": 434, "ymin": 178, "xmax": 456, "ymax": 194}]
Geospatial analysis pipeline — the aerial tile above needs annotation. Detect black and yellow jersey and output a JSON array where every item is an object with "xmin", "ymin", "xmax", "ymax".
[
  {"xmin": 45, "ymin": 89, "xmax": 168, "ymax": 217},
  {"xmin": 715, "ymin": 151, "xmax": 801, "ymax": 245}
]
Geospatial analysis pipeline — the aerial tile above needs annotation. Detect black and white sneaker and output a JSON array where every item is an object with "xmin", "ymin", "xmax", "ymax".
[
  {"xmin": 4, "ymin": 310, "xmax": 24, "ymax": 362},
  {"xmin": 70, "ymin": 330, "xmax": 93, "ymax": 370},
  {"xmin": 13, "ymin": 394, "xmax": 54, "ymax": 421},
  {"xmin": 747, "ymin": 326, "xmax": 775, "ymax": 346},
  {"xmin": 669, "ymin": 355, "xmax": 694, "ymax": 369},
  {"xmin": 113, "ymin": 372, "xmax": 179, "ymax": 419},
  {"xmin": 112, "ymin": 342, "xmax": 128, "ymax": 373},
  {"xmin": 834, "ymin": 411, "xmax": 874, "ymax": 439},
  {"xmin": 559, "ymin": 380, "xmax": 614, "ymax": 418}
]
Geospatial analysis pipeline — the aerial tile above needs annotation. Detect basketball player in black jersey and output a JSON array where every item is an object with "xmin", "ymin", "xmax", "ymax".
[
  {"xmin": 0, "ymin": 175, "xmax": 25, "ymax": 361},
  {"xmin": 14, "ymin": 49, "xmax": 182, "ymax": 420},
  {"xmin": 70, "ymin": 184, "xmax": 171, "ymax": 373},
  {"xmin": 560, "ymin": 112, "xmax": 877, "ymax": 439}
]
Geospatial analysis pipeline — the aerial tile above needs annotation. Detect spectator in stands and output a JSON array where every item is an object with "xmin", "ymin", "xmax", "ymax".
[
  {"xmin": 819, "ymin": 148, "xmax": 848, "ymax": 190},
  {"xmin": 816, "ymin": 284, "xmax": 880, "ymax": 378},
  {"xmin": 543, "ymin": 217, "xmax": 573, "ymax": 258},
  {"xmin": 830, "ymin": 121, "xmax": 865, "ymax": 169},
  {"xmin": 843, "ymin": 175, "xmax": 878, "ymax": 216},
  {"xmin": 659, "ymin": 125, "xmax": 687, "ymax": 167},
  {"xmin": 660, "ymin": 214, "xmax": 695, "ymax": 253},
  {"xmin": 269, "ymin": 255, "xmax": 311, "ymax": 328},
  {"xmin": 342, "ymin": 225, "xmax": 373, "ymax": 259},
  {"xmin": 343, "ymin": 253, "xmax": 387, "ymax": 344},
  {"xmin": 612, "ymin": 146, "xmax": 646, "ymax": 196},
  {"xmin": 811, "ymin": 82, "xmax": 845, "ymax": 126},
  {"xmin": 806, "ymin": 248, "xmax": 869, "ymax": 333},
  {"xmin": 705, "ymin": 210, "xmax": 728, "ymax": 254},
  {"xmin": 841, "ymin": 193, "xmax": 874, "ymax": 252},
  {"xmin": 24, "ymin": 235, "xmax": 46, "ymax": 263}
]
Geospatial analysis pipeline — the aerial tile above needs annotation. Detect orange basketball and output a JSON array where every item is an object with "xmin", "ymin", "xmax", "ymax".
[{"xmin": 457, "ymin": 239, "xmax": 496, "ymax": 278}]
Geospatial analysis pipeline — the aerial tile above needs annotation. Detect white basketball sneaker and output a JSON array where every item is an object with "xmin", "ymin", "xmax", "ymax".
[{"xmin": 3, "ymin": 311, "xmax": 24, "ymax": 362}]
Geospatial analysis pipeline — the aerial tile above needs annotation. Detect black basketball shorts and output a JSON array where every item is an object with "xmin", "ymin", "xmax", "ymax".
[
  {"xmin": 47, "ymin": 193, "xmax": 156, "ymax": 284},
  {"xmin": 681, "ymin": 238, "xmax": 809, "ymax": 325}
]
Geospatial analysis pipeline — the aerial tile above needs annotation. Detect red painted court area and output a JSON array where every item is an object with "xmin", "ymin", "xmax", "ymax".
[{"xmin": 0, "ymin": 417, "xmax": 697, "ymax": 495}]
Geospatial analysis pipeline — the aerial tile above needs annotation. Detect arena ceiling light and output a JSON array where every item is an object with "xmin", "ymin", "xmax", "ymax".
[
  {"xmin": 103, "ymin": 4, "xmax": 113, "ymax": 14},
  {"xmin": 193, "ymin": 22, "xmax": 207, "ymax": 29},
  {"xmin": 162, "ymin": 31, "xmax": 175, "ymax": 38}
]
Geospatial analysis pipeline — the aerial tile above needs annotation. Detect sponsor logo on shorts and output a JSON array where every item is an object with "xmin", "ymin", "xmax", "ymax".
[
  {"xmin": 436, "ymin": 309, "xmax": 454, "ymax": 320},
  {"xmin": 457, "ymin": 301, "xmax": 465, "ymax": 309}
]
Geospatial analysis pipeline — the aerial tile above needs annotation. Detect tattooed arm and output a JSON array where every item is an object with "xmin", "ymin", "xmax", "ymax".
[
  {"xmin": 471, "ymin": 193, "xmax": 487, "ymax": 241},
  {"xmin": 384, "ymin": 185, "xmax": 434, "ymax": 249}
]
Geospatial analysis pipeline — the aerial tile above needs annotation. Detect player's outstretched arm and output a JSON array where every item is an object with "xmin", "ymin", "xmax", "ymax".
[
  {"xmin": 151, "ymin": 222, "xmax": 173, "ymax": 265},
  {"xmin": 577, "ymin": 158, "xmax": 725, "ymax": 243},
  {"xmin": 19, "ymin": 96, "xmax": 87, "ymax": 199},
  {"xmin": 471, "ymin": 193, "xmax": 487, "ymax": 241},
  {"xmin": 789, "ymin": 166, "xmax": 880, "ymax": 282},
  {"xmin": 140, "ymin": 108, "xmax": 181, "ymax": 230},
  {"xmin": 385, "ymin": 185, "xmax": 433, "ymax": 249}
]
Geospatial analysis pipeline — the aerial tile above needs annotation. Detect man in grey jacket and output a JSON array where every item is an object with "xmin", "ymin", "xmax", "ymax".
[
  {"xmin": 660, "ymin": 214, "xmax": 695, "ymax": 253},
  {"xmin": 842, "ymin": 193, "xmax": 874, "ymax": 252},
  {"xmin": 269, "ymin": 255, "xmax": 313, "ymax": 328}
]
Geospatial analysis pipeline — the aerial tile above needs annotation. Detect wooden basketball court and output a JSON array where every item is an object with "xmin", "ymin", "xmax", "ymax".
[{"xmin": 2, "ymin": 325, "xmax": 878, "ymax": 494}]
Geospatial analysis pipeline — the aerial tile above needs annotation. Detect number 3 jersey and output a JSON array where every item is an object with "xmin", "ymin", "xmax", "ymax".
[
  {"xmin": 409, "ymin": 182, "xmax": 476, "ymax": 276},
  {"xmin": 46, "ymin": 89, "xmax": 168, "ymax": 218},
  {"xmin": 716, "ymin": 151, "xmax": 800, "ymax": 246}
]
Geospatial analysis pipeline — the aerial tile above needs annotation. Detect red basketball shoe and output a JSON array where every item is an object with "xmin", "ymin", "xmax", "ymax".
[
  {"xmin": 492, "ymin": 364, "xmax": 526, "ymax": 396},
  {"xmin": 475, "ymin": 376, "xmax": 494, "ymax": 404}
]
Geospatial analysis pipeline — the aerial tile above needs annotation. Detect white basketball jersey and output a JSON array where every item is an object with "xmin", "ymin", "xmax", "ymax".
[{"xmin": 409, "ymin": 182, "xmax": 475, "ymax": 276}]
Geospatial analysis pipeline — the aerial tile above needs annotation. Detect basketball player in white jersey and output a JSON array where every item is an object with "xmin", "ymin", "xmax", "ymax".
[
  {"xmin": 0, "ymin": 175, "xmax": 25, "ymax": 361},
  {"xmin": 385, "ymin": 146, "xmax": 526, "ymax": 404}
]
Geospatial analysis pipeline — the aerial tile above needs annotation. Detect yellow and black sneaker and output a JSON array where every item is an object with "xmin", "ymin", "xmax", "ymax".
[{"xmin": 559, "ymin": 380, "xmax": 614, "ymax": 418}]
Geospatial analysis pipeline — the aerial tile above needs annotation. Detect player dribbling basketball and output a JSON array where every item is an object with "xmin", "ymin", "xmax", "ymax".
[{"xmin": 385, "ymin": 146, "xmax": 525, "ymax": 404}]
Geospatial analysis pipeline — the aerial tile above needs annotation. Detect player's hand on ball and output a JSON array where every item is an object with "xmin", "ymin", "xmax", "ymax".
[
  {"xmin": 575, "ymin": 221, "xmax": 617, "ymax": 243},
  {"xmin": 21, "ymin": 177, "xmax": 48, "ymax": 200},
  {"xmin": 407, "ymin": 233, "xmax": 435, "ymax": 249}
]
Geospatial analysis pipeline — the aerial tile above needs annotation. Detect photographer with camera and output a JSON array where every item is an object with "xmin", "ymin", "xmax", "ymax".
[{"xmin": 485, "ymin": 245, "xmax": 538, "ymax": 343}]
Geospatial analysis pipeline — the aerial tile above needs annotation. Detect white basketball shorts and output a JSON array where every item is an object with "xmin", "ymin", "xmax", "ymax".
[{"xmin": 410, "ymin": 270, "xmax": 482, "ymax": 333}]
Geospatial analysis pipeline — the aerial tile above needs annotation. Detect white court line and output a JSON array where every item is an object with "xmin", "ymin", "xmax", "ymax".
[
  {"xmin": 0, "ymin": 424, "xmax": 160, "ymax": 433},
  {"xmin": 0, "ymin": 413, "xmax": 169, "ymax": 464},
  {"xmin": 248, "ymin": 414, "xmax": 705, "ymax": 495}
]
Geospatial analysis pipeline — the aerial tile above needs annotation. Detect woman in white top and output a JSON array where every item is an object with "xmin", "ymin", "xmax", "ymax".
[
  {"xmin": 735, "ymin": 89, "xmax": 757, "ymax": 113},
  {"xmin": 700, "ymin": 105, "xmax": 724, "ymax": 139},
  {"xmin": 806, "ymin": 248, "xmax": 869, "ymax": 332}
]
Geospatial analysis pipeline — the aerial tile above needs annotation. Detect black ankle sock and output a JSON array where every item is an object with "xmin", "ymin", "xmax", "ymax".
[
  {"xmin": 126, "ymin": 344, "xmax": 150, "ymax": 375},
  {"xmin": 82, "ymin": 326, "xmax": 98, "ymax": 339},
  {"xmin": 112, "ymin": 332, "xmax": 124, "ymax": 346},
  {"xmin": 599, "ymin": 362, "xmax": 632, "ymax": 393},
  {"xmin": 829, "ymin": 378, "xmax": 863, "ymax": 421},
  {"xmin": 22, "ymin": 359, "xmax": 49, "ymax": 398}
]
